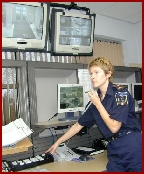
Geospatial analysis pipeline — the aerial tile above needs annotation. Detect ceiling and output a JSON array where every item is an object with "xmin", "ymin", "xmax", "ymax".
[{"xmin": 52, "ymin": 2, "xmax": 142, "ymax": 24}]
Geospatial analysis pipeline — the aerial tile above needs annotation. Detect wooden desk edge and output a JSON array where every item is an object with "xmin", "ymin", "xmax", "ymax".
[{"xmin": 2, "ymin": 138, "xmax": 33, "ymax": 156}]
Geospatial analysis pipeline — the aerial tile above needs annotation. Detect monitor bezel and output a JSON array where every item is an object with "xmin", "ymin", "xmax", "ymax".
[
  {"xmin": 51, "ymin": 10, "xmax": 95, "ymax": 56},
  {"xmin": 57, "ymin": 84, "xmax": 85, "ymax": 114},
  {"xmin": 131, "ymin": 83, "xmax": 142, "ymax": 104},
  {"xmin": 113, "ymin": 82, "xmax": 131, "ymax": 94},
  {"xmin": 2, "ymin": 2, "xmax": 49, "ymax": 51}
]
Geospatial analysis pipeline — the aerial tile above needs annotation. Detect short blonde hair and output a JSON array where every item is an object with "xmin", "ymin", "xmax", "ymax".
[{"xmin": 88, "ymin": 57, "xmax": 115, "ymax": 82}]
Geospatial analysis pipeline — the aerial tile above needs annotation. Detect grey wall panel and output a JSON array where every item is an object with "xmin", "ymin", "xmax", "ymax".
[
  {"xmin": 28, "ymin": 61, "xmax": 83, "ymax": 70},
  {"xmin": 27, "ymin": 67, "xmax": 38, "ymax": 123},
  {"xmin": 2, "ymin": 59, "xmax": 26, "ymax": 68}
]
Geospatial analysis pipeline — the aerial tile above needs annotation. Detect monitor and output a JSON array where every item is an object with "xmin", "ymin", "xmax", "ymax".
[
  {"xmin": 131, "ymin": 83, "xmax": 142, "ymax": 104},
  {"xmin": 57, "ymin": 84, "xmax": 85, "ymax": 121},
  {"xmin": 2, "ymin": 2, "xmax": 49, "ymax": 51},
  {"xmin": 113, "ymin": 83, "xmax": 131, "ymax": 94},
  {"xmin": 50, "ymin": 8, "xmax": 95, "ymax": 56}
]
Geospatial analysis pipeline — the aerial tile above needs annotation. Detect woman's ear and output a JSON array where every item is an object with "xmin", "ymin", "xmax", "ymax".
[{"xmin": 106, "ymin": 71, "xmax": 112, "ymax": 79}]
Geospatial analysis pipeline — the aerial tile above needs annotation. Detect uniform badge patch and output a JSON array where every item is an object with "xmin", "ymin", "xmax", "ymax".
[{"xmin": 115, "ymin": 92, "xmax": 128, "ymax": 105}]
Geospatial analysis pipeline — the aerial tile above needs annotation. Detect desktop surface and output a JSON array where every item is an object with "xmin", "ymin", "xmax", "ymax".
[
  {"xmin": 20, "ymin": 166, "xmax": 51, "ymax": 172},
  {"xmin": 2, "ymin": 138, "xmax": 33, "ymax": 156},
  {"xmin": 41, "ymin": 150, "xmax": 108, "ymax": 172},
  {"xmin": 58, "ymin": 116, "xmax": 80, "ymax": 121}
]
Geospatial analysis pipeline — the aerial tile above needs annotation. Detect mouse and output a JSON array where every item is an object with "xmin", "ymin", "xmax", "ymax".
[{"xmin": 79, "ymin": 154, "xmax": 89, "ymax": 161}]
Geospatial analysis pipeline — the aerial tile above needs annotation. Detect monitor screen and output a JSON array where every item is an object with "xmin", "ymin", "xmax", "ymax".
[
  {"xmin": 132, "ymin": 83, "xmax": 142, "ymax": 103},
  {"xmin": 50, "ymin": 9, "xmax": 95, "ymax": 56},
  {"xmin": 57, "ymin": 84, "xmax": 85, "ymax": 113},
  {"xmin": 59, "ymin": 16, "xmax": 92, "ymax": 46},
  {"xmin": 2, "ymin": 2, "xmax": 49, "ymax": 50},
  {"xmin": 113, "ymin": 83, "xmax": 131, "ymax": 94}
]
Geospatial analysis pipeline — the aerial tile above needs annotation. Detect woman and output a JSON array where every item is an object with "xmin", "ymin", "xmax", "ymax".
[{"xmin": 45, "ymin": 57, "xmax": 142, "ymax": 172}]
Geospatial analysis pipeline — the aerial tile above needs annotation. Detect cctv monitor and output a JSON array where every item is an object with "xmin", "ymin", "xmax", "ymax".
[
  {"xmin": 50, "ymin": 8, "xmax": 95, "ymax": 56},
  {"xmin": 2, "ymin": 2, "xmax": 49, "ymax": 51}
]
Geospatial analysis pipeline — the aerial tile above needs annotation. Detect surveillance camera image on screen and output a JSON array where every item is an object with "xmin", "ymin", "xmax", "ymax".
[
  {"xmin": 2, "ymin": 2, "xmax": 48, "ymax": 50},
  {"xmin": 60, "ymin": 16, "xmax": 92, "ymax": 46},
  {"xmin": 2, "ymin": 3, "xmax": 43, "ymax": 39},
  {"xmin": 57, "ymin": 84, "xmax": 85, "ymax": 121},
  {"xmin": 59, "ymin": 86, "xmax": 84, "ymax": 110}
]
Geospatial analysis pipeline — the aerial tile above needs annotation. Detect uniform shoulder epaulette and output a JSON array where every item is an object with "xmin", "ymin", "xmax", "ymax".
[{"xmin": 113, "ymin": 84, "xmax": 125, "ymax": 90}]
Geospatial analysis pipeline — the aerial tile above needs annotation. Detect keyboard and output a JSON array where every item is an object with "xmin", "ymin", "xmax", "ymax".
[
  {"xmin": 2, "ymin": 153, "xmax": 54, "ymax": 172},
  {"xmin": 73, "ymin": 146, "xmax": 96, "ymax": 155},
  {"xmin": 90, "ymin": 149, "xmax": 104, "ymax": 155},
  {"xmin": 73, "ymin": 146, "xmax": 105, "ymax": 155},
  {"xmin": 75, "ymin": 146, "xmax": 95, "ymax": 152}
]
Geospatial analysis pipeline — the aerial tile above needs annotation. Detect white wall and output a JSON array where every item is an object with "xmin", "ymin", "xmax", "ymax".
[
  {"xmin": 94, "ymin": 14, "xmax": 142, "ymax": 66},
  {"xmin": 49, "ymin": 6, "xmax": 142, "ymax": 65},
  {"xmin": 133, "ymin": 22, "xmax": 142, "ymax": 63},
  {"xmin": 35, "ymin": 68, "xmax": 78, "ymax": 122}
]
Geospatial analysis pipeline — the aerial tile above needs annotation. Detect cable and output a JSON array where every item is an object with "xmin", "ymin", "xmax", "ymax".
[
  {"xmin": 87, "ymin": 130, "xmax": 92, "ymax": 147},
  {"xmin": 48, "ymin": 113, "xmax": 58, "ymax": 121},
  {"xmin": 49, "ymin": 128, "xmax": 55, "ymax": 145},
  {"xmin": 62, "ymin": 129, "xmax": 65, "ymax": 134},
  {"xmin": 87, "ymin": 128, "xmax": 96, "ymax": 146},
  {"xmin": 53, "ymin": 128, "xmax": 59, "ymax": 140}
]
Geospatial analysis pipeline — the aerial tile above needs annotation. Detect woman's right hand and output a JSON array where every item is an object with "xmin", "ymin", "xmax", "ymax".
[{"xmin": 45, "ymin": 142, "xmax": 59, "ymax": 154}]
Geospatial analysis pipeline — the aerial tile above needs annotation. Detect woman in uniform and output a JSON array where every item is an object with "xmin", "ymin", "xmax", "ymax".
[{"xmin": 45, "ymin": 57, "xmax": 142, "ymax": 172}]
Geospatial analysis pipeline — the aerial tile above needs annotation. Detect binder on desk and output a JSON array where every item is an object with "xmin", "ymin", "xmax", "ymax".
[{"xmin": 2, "ymin": 118, "xmax": 33, "ymax": 148}]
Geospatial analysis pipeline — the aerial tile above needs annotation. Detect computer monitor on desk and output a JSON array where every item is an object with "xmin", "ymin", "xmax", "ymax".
[{"xmin": 57, "ymin": 84, "xmax": 85, "ymax": 121}]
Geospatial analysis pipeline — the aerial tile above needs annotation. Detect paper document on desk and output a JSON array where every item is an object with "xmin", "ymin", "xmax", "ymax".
[{"xmin": 2, "ymin": 118, "xmax": 33, "ymax": 148}]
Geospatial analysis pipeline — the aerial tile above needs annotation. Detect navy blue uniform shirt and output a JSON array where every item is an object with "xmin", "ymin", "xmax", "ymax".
[{"xmin": 78, "ymin": 82, "xmax": 141, "ymax": 139}]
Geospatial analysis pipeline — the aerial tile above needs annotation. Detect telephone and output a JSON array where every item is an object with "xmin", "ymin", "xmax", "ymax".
[{"xmin": 53, "ymin": 143, "xmax": 80, "ymax": 162}]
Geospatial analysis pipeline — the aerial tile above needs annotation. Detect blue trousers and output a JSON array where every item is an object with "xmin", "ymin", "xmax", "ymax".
[{"xmin": 106, "ymin": 131, "xmax": 142, "ymax": 172}]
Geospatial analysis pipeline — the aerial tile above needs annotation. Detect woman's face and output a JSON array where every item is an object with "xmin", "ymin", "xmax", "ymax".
[{"xmin": 89, "ymin": 66, "xmax": 111, "ymax": 88}]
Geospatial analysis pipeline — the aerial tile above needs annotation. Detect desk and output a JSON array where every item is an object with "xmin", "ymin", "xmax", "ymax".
[
  {"xmin": 32, "ymin": 120, "xmax": 77, "ymax": 136},
  {"xmin": 2, "ymin": 138, "xmax": 33, "ymax": 156},
  {"xmin": 32, "ymin": 120, "xmax": 77, "ymax": 128},
  {"xmin": 42, "ymin": 151, "xmax": 108, "ymax": 172}
]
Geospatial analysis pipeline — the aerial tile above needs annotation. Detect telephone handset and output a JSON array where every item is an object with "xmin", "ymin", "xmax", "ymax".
[{"xmin": 53, "ymin": 143, "xmax": 80, "ymax": 162}]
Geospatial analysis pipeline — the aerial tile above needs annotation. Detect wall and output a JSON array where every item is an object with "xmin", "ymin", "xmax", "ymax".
[
  {"xmin": 35, "ymin": 68, "xmax": 78, "ymax": 122},
  {"xmin": 133, "ymin": 22, "xmax": 142, "ymax": 63},
  {"xmin": 48, "ymin": 6, "xmax": 141, "ymax": 65},
  {"xmin": 94, "ymin": 14, "xmax": 142, "ymax": 66}
]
